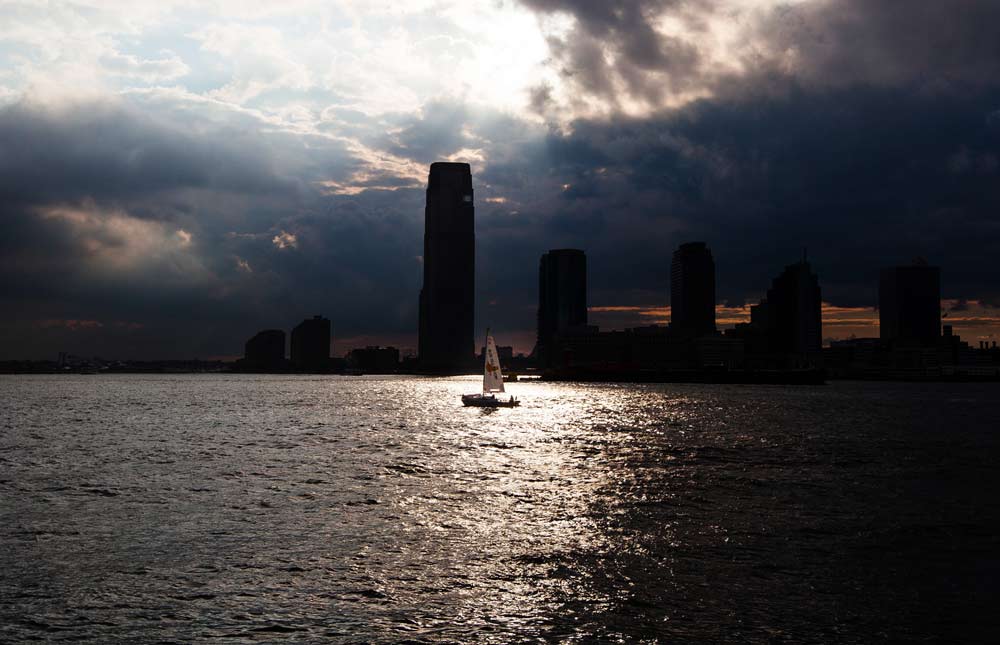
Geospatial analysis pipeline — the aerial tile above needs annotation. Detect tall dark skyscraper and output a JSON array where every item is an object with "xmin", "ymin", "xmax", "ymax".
[
  {"xmin": 290, "ymin": 315, "xmax": 331, "ymax": 370},
  {"xmin": 536, "ymin": 249, "xmax": 587, "ymax": 367},
  {"xmin": 244, "ymin": 329, "xmax": 285, "ymax": 369},
  {"xmin": 418, "ymin": 162, "xmax": 475, "ymax": 372},
  {"xmin": 879, "ymin": 262, "xmax": 941, "ymax": 346},
  {"xmin": 764, "ymin": 260, "xmax": 823, "ymax": 355},
  {"xmin": 670, "ymin": 241, "xmax": 716, "ymax": 338}
]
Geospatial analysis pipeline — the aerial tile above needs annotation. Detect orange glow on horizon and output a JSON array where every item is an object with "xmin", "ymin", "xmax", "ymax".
[{"xmin": 588, "ymin": 299, "xmax": 1000, "ymax": 343}]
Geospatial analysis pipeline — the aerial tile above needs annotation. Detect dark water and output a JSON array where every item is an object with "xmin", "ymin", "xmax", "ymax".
[{"xmin": 1, "ymin": 375, "xmax": 998, "ymax": 643}]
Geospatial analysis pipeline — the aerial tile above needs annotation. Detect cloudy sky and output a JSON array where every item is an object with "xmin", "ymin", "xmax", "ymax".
[{"xmin": 2, "ymin": 0, "xmax": 999, "ymax": 359}]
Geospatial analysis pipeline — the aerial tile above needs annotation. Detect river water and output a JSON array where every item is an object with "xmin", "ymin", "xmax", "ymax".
[{"xmin": 1, "ymin": 375, "xmax": 998, "ymax": 643}]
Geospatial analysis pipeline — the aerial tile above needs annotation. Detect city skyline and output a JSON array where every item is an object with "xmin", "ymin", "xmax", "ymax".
[
  {"xmin": 231, "ymin": 235, "xmax": 962, "ymax": 368},
  {"xmin": 7, "ymin": 246, "xmax": 998, "ymax": 361},
  {"xmin": 1, "ymin": 1, "xmax": 999, "ymax": 359}
]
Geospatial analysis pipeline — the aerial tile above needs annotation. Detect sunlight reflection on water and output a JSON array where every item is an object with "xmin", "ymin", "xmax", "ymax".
[{"xmin": 1, "ymin": 375, "xmax": 998, "ymax": 642}]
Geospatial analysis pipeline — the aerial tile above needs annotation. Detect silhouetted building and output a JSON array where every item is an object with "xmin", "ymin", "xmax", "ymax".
[
  {"xmin": 879, "ymin": 262, "xmax": 941, "ymax": 347},
  {"xmin": 537, "ymin": 249, "xmax": 587, "ymax": 367},
  {"xmin": 670, "ymin": 242, "xmax": 716, "ymax": 338},
  {"xmin": 244, "ymin": 329, "xmax": 285, "ymax": 369},
  {"xmin": 418, "ymin": 162, "xmax": 475, "ymax": 372},
  {"xmin": 290, "ymin": 315, "xmax": 331, "ymax": 370},
  {"xmin": 734, "ymin": 260, "xmax": 822, "ymax": 365},
  {"xmin": 347, "ymin": 346, "xmax": 400, "ymax": 373},
  {"xmin": 479, "ymin": 344, "xmax": 514, "ymax": 365},
  {"xmin": 824, "ymin": 325, "xmax": 1000, "ymax": 380},
  {"xmin": 765, "ymin": 260, "xmax": 822, "ymax": 356},
  {"xmin": 548, "ymin": 323, "xmax": 745, "ymax": 372}
]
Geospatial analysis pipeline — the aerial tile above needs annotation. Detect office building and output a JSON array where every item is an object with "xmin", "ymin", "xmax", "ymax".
[
  {"xmin": 479, "ymin": 344, "xmax": 514, "ymax": 365},
  {"xmin": 418, "ymin": 162, "xmax": 475, "ymax": 372},
  {"xmin": 764, "ymin": 260, "xmax": 823, "ymax": 355},
  {"xmin": 536, "ymin": 249, "xmax": 587, "ymax": 367},
  {"xmin": 244, "ymin": 329, "xmax": 285, "ymax": 369},
  {"xmin": 879, "ymin": 262, "xmax": 941, "ymax": 346},
  {"xmin": 670, "ymin": 241, "xmax": 716, "ymax": 338},
  {"xmin": 347, "ymin": 346, "xmax": 400, "ymax": 373},
  {"xmin": 290, "ymin": 315, "xmax": 331, "ymax": 370}
]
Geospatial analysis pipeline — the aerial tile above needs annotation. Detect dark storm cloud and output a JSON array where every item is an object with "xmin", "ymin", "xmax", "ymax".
[
  {"xmin": 755, "ymin": 0, "xmax": 1000, "ymax": 89},
  {"xmin": 380, "ymin": 101, "xmax": 471, "ymax": 163},
  {"xmin": 480, "ymin": 83, "xmax": 1000, "ymax": 311},
  {"xmin": 487, "ymin": 0, "xmax": 1000, "ymax": 317},
  {"xmin": 523, "ymin": 0, "xmax": 711, "ymax": 107},
  {"xmin": 0, "ymin": 95, "xmax": 426, "ymax": 359},
  {"xmin": 521, "ymin": 0, "xmax": 1000, "ymax": 110},
  {"xmin": 0, "ymin": 98, "xmax": 298, "ymax": 208}
]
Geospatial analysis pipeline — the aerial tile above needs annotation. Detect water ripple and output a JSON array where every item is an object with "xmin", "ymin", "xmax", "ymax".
[{"xmin": 1, "ymin": 375, "xmax": 998, "ymax": 642}]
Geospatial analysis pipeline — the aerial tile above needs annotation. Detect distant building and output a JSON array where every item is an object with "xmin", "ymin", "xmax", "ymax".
[
  {"xmin": 879, "ymin": 262, "xmax": 941, "ymax": 347},
  {"xmin": 549, "ymin": 323, "xmax": 744, "ymax": 371},
  {"xmin": 764, "ymin": 260, "xmax": 822, "ymax": 356},
  {"xmin": 244, "ymin": 329, "xmax": 285, "ymax": 369},
  {"xmin": 347, "ymin": 346, "xmax": 400, "ymax": 373},
  {"xmin": 670, "ymin": 242, "xmax": 716, "ymax": 338},
  {"xmin": 536, "ymin": 249, "xmax": 587, "ymax": 367},
  {"xmin": 479, "ymin": 344, "xmax": 514, "ymax": 365},
  {"xmin": 824, "ymin": 325, "xmax": 1000, "ymax": 379},
  {"xmin": 418, "ymin": 162, "xmax": 475, "ymax": 372},
  {"xmin": 290, "ymin": 315, "xmax": 331, "ymax": 370},
  {"xmin": 731, "ymin": 260, "xmax": 821, "ymax": 365}
]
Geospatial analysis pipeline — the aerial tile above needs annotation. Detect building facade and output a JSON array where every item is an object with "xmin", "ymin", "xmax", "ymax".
[
  {"xmin": 347, "ymin": 346, "xmax": 400, "ymax": 373},
  {"xmin": 244, "ymin": 329, "xmax": 285, "ymax": 369},
  {"xmin": 765, "ymin": 260, "xmax": 823, "ymax": 356},
  {"xmin": 879, "ymin": 263, "xmax": 941, "ymax": 347},
  {"xmin": 418, "ymin": 162, "xmax": 476, "ymax": 372},
  {"xmin": 536, "ymin": 249, "xmax": 587, "ymax": 367},
  {"xmin": 670, "ymin": 241, "xmax": 716, "ymax": 338},
  {"xmin": 290, "ymin": 315, "xmax": 331, "ymax": 370}
]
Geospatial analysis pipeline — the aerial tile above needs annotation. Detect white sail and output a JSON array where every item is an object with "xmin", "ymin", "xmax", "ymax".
[{"xmin": 483, "ymin": 333, "xmax": 505, "ymax": 393}]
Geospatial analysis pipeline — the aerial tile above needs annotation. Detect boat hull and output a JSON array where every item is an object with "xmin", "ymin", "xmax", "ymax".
[{"xmin": 461, "ymin": 394, "xmax": 520, "ymax": 407}]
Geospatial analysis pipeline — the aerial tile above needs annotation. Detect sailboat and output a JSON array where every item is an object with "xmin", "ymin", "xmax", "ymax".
[{"xmin": 462, "ymin": 330, "xmax": 520, "ymax": 407}]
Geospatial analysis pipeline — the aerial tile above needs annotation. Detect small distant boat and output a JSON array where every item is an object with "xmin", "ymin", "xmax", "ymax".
[{"xmin": 462, "ymin": 330, "xmax": 520, "ymax": 407}]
